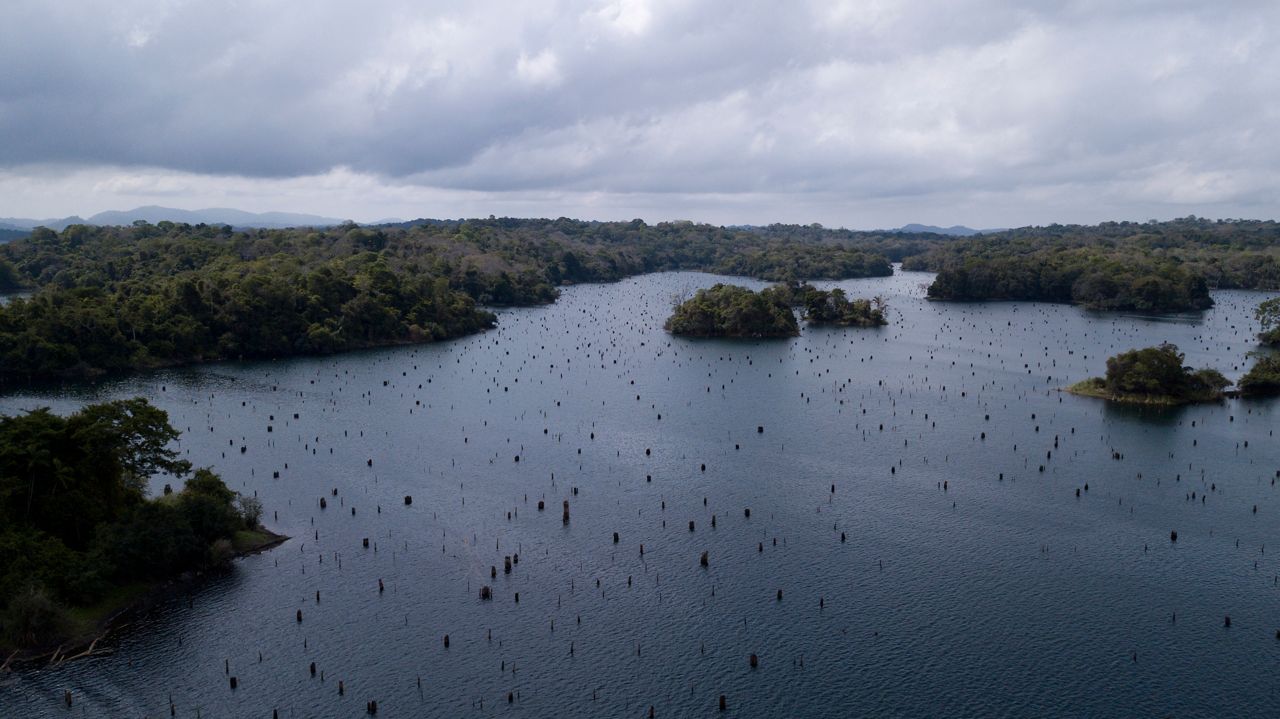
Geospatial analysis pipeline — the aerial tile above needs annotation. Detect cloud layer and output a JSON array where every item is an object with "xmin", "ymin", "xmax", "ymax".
[{"xmin": 2, "ymin": 0, "xmax": 1278, "ymax": 225}]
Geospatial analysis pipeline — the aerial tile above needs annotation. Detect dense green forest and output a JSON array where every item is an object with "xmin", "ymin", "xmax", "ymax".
[
  {"xmin": 802, "ymin": 289, "xmax": 888, "ymax": 327},
  {"xmin": 0, "ymin": 260, "xmax": 18, "ymax": 292},
  {"xmin": 665, "ymin": 284, "xmax": 799, "ymax": 338},
  {"xmin": 905, "ymin": 217, "xmax": 1280, "ymax": 311},
  {"xmin": 1068, "ymin": 343, "xmax": 1230, "ymax": 404},
  {"xmin": 2, "ymin": 216, "xmax": 1280, "ymax": 378},
  {"xmin": 1239, "ymin": 354, "xmax": 1280, "ymax": 397},
  {"xmin": 0, "ymin": 220, "xmax": 893, "ymax": 379},
  {"xmin": 1257, "ymin": 298, "xmax": 1280, "ymax": 345},
  {"xmin": 0, "ymin": 399, "xmax": 265, "ymax": 648}
]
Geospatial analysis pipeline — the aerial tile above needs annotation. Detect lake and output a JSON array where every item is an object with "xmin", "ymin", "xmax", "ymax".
[{"xmin": 2, "ymin": 270, "xmax": 1278, "ymax": 718}]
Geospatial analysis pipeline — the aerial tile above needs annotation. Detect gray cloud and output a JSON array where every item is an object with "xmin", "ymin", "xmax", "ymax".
[{"xmin": 1, "ymin": 0, "xmax": 1278, "ymax": 226}]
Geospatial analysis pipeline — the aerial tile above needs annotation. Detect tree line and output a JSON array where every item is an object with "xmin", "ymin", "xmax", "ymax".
[
  {"xmin": 2, "ymin": 216, "xmax": 1278, "ymax": 377},
  {"xmin": 0, "ymin": 220, "xmax": 893, "ymax": 379},
  {"xmin": 665, "ymin": 284, "xmax": 800, "ymax": 338},
  {"xmin": 905, "ymin": 216, "xmax": 1280, "ymax": 311},
  {"xmin": 664, "ymin": 282, "xmax": 889, "ymax": 338}
]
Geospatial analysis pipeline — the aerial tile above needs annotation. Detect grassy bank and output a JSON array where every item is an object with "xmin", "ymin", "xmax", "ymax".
[{"xmin": 1065, "ymin": 377, "xmax": 1223, "ymax": 405}]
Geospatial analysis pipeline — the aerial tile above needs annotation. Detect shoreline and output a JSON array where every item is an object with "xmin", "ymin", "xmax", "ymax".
[
  {"xmin": 0, "ymin": 269, "xmax": 896, "ymax": 385},
  {"xmin": 0, "ymin": 528, "xmax": 288, "ymax": 671},
  {"xmin": 1061, "ymin": 379, "xmax": 1225, "ymax": 406}
]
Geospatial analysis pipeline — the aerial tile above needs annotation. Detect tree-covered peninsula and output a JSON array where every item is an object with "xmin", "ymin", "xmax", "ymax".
[
  {"xmin": 0, "ymin": 220, "xmax": 894, "ymax": 380},
  {"xmin": 0, "ymin": 399, "xmax": 276, "ymax": 652},
  {"xmin": 1067, "ymin": 343, "xmax": 1231, "ymax": 405},
  {"xmin": 903, "ymin": 217, "xmax": 1280, "ymax": 312},
  {"xmin": 665, "ymin": 284, "xmax": 799, "ymax": 338}
]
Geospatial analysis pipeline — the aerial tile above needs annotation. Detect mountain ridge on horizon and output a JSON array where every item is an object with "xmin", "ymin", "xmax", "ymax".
[
  {"xmin": 894, "ymin": 223, "xmax": 1004, "ymax": 236},
  {"xmin": 4, "ymin": 208, "xmax": 1239, "ymax": 239},
  {"xmin": 0, "ymin": 205, "xmax": 350, "ymax": 232}
]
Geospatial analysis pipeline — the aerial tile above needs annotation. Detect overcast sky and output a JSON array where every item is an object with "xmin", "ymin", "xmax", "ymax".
[{"xmin": 1, "ymin": 0, "xmax": 1277, "ymax": 227}]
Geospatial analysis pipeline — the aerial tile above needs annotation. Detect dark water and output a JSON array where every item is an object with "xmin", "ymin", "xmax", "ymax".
[{"xmin": 2, "ymin": 270, "xmax": 1278, "ymax": 718}]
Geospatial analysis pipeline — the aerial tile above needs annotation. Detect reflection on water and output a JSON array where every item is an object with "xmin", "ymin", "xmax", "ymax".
[{"xmin": 1, "ymin": 271, "xmax": 1277, "ymax": 718}]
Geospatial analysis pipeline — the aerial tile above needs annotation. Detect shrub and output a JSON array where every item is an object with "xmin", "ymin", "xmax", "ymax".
[{"xmin": 2, "ymin": 585, "xmax": 69, "ymax": 647}]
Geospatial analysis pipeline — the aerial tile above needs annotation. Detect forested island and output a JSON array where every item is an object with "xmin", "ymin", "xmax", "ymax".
[
  {"xmin": 1067, "ymin": 343, "xmax": 1231, "ymax": 405},
  {"xmin": 665, "ymin": 284, "xmax": 799, "ymax": 338},
  {"xmin": 905, "ymin": 217, "xmax": 1280, "ymax": 311},
  {"xmin": 0, "ymin": 399, "xmax": 277, "ymax": 654},
  {"xmin": 802, "ymin": 289, "xmax": 888, "ymax": 327},
  {"xmin": 663, "ymin": 282, "xmax": 889, "ymax": 337}
]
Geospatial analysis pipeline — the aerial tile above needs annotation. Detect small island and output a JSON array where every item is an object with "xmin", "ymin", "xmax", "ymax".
[
  {"xmin": 802, "ymin": 288, "xmax": 888, "ymax": 327},
  {"xmin": 665, "ymin": 284, "xmax": 798, "ymax": 338},
  {"xmin": 1067, "ymin": 343, "xmax": 1230, "ymax": 405},
  {"xmin": 0, "ymin": 399, "xmax": 282, "ymax": 660}
]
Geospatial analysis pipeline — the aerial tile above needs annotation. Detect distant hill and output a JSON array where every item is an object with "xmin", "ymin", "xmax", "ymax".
[
  {"xmin": 896, "ymin": 223, "xmax": 1002, "ymax": 236},
  {"xmin": 0, "ymin": 216, "xmax": 85, "ymax": 232},
  {"xmin": 0, "ymin": 206, "xmax": 347, "ymax": 231},
  {"xmin": 0, "ymin": 228, "xmax": 29, "ymax": 243}
]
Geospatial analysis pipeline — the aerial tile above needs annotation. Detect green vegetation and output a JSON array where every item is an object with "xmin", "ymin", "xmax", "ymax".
[
  {"xmin": 0, "ymin": 257, "xmax": 18, "ymax": 292},
  {"xmin": 921, "ymin": 248, "xmax": 1212, "ymax": 311},
  {"xmin": 665, "ymin": 284, "xmax": 799, "ymax": 338},
  {"xmin": 4, "ymin": 216, "xmax": 1280, "ymax": 378},
  {"xmin": 0, "ymin": 219, "xmax": 892, "ymax": 379},
  {"xmin": 1067, "ymin": 343, "xmax": 1231, "ymax": 405},
  {"xmin": 802, "ymin": 289, "xmax": 888, "ymax": 327},
  {"xmin": 905, "ymin": 217, "xmax": 1280, "ymax": 311},
  {"xmin": 1239, "ymin": 353, "xmax": 1280, "ymax": 397},
  {"xmin": 0, "ymin": 398, "xmax": 270, "ymax": 650},
  {"xmin": 1256, "ymin": 298, "xmax": 1280, "ymax": 345},
  {"xmin": 0, "ymin": 229, "xmax": 28, "ymax": 246}
]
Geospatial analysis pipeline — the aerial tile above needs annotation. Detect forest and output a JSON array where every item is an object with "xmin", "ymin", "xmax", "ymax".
[
  {"xmin": 802, "ymin": 289, "xmax": 888, "ymax": 327},
  {"xmin": 905, "ymin": 217, "xmax": 1280, "ymax": 311},
  {"xmin": 1068, "ymin": 343, "xmax": 1231, "ymax": 404},
  {"xmin": 1257, "ymin": 298, "xmax": 1280, "ymax": 345},
  {"xmin": 1239, "ymin": 354, "xmax": 1280, "ymax": 396},
  {"xmin": 665, "ymin": 284, "xmax": 799, "ymax": 338},
  {"xmin": 2, "ymin": 216, "xmax": 1280, "ymax": 378},
  {"xmin": 662, "ymin": 282, "xmax": 888, "ymax": 337},
  {"xmin": 0, "ymin": 220, "xmax": 892, "ymax": 379},
  {"xmin": 0, "ymin": 399, "xmax": 266, "ymax": 649}
]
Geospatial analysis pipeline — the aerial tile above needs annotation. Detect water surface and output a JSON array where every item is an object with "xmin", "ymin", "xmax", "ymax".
[{"xmin": 2, "ymin": 271, "xmax": 1278, "ymax": 718}]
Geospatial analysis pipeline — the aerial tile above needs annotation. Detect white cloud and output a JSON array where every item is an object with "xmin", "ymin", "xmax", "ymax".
[
  {"xmin": 516, "ymin": 49, "xmax": 563, "ymax": 87},
  {"xmin": 591, "ymin": 0, "xmax": 654, "ymax": 36},
  {"xmin": 0, "ymin": 0, "xmax": 1278, "ymax": 227}
]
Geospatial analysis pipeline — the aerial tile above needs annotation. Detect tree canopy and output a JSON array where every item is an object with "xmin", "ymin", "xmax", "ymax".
[
  {"xmin": 664, "ymin": 284, "xmax": 799, "ymax": 338},
  {"xmin": 0, "ymin": 399, "xmax": 261, "ymax": 648},
  {"xmin": 0, "ymin": 220, "xmax": 893, "ymax": 379},
  {"xmin": 904, "ymin": 217, "xmax": 1280, "ymax": 311},
  {"xmin": 1256, "ymin": 298, "xmax": 1280, "ymax": 345},
  {"xmin": 802, "ymin": 288, "xmax": 888, "ymax": 327},
  {"xmin": 1239, "ymin": 353, "xmax": 1280, "ymax": 397},
  {"xmin": 1068, "ymin": 343, "xmax": 1230, "ymax": 404},
  {"xmin": 3, "ymin": 216, "xmax": 1279, "ymax": 378}
]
